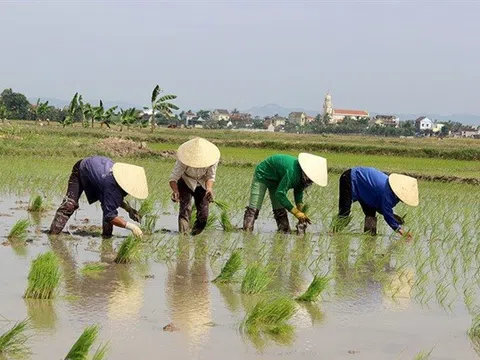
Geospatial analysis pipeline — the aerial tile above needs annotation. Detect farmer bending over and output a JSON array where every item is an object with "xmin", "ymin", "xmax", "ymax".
[
  {"xmin": 333, "ymin": 166, "xmax": 418, "ymax": 239},
  {"xmin": 48, "ymin": 156, "xmax": 147, "ymax": 238},
  {"xmin": 243, "ymin": 153, "xmax": 328, "ymax": 232},
  {"xmin": 169, "ymin": 137, "xmax": 220, "ymax": 235}
]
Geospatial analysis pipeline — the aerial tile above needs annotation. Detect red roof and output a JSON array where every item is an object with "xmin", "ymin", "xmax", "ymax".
[{"xmin": 333, "ymin": 109, "xmax": 368, "ymax": 116}]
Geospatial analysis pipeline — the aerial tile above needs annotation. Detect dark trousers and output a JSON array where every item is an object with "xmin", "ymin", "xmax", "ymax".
[
  {"xmin": 178, "ymin": 178, "xmax": 209, "ymax": 235},
  {"xmin": 338, "ymin": 169, "xmax": 376, "ymax": 218}
]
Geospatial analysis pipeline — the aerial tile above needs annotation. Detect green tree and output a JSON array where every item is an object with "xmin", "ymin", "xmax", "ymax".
[
  {"xmin": 60, "ymin": 93, "xmax": 79, "ymax": 127},
  {"xmin": 196, "ymin": 109, "xmax": 211, "ymax": 120},
  {"xmin": 119, "ymin": 108, "xmax": 138, "ymax": 131},
  {"xmin": 0, "ymin": 103, "xmax": 7, "ymax": 122},
  {"xmin": 100, "ymin": 105, "xmax": 118, "ymax": 128},
  {"xmin": 0, "ymin": 88, "xmax": 30, "ymax": 119},
  {"xmin": 149, "ymin": 85, "xmax": 179, "ymax": 133},
  {"xmin": 30, "ymin": 98, "xmax": 50, "ymax": 124}
]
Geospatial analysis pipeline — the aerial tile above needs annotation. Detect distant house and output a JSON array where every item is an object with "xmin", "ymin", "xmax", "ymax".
[
  {"xmin": 140, "ymin": 108, "xmax": 160, "ymax": 121},
  {"xmin": 288, "ymin": 112, "xmax": 307, "ymax": 126},
  {"xmin": 211, "ymin": 109, "xmax": 230, "ymax": 122},
  {"xmin": 331, "ymin": 109, "xmax": 369, "ymax": 123},
  {"xmin": 267, "ymin": 123, "xmax": 275, "ymax": 132},
  {"xmin": 190, "ymin": 116, "xmax": 206, "ymax": 128},
  {"xmin": 271, "ymin": 116, "xmax": 286, "ymax": 127},
  {"xmin": 415, "ymin": 117, "xmax": 433, "ymax": 131},
  {"xmin": 185, "ymin": 111, "xmax": 196, "ymax": 121},
  {"xmin": 373, "ymin": 115, "xmax": 399, "ymax": 128},
  {"xmin": 458, "ymin": 126, "xmax": 479, "ymax": 138},
  {"xmin": 432, "ymin": 123, "xmax": 446, "ymax": 133}
]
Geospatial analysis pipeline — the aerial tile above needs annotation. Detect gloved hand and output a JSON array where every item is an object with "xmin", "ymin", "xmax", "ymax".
[
  {"xmin": 128, "ymin": 208, "xmax": 141, "ymax": 223},
  {"xmin": 296, "ymin": 203, "xmax": 304, "ymax": 212},
  {"xmin": 291, "ymin": 207, "xmax": 311, "ymax": 224},
  {"xmin": 125, "ymin": 222, "xmax": 143, "ymax": 238},
  {"xmin": 171, "ymin": 192, "xmax": 180, "ymax": 203},
  {"xmin": 205, "ymin": 190, "xmax": 214, "ymax": 203}
]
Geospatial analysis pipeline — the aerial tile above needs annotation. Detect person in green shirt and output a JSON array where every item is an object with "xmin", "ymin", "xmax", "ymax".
[{"xmin": 243, "ymin": 153, "xmax": 328, "ymax": 233}]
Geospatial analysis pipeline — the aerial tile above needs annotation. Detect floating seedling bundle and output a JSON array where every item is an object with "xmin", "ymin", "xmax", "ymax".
[
  {"xmin": 64, "ymin": 325, "xmax": 109, "ymax": 360},
  {"xmin": 241, "ymin": 263, "xmax": 272, "ymax": 294},
  {"xmin": 213, "ymin": 250, "xmax": 242, "ymax": 283},
  {"xmin": 0, "ymin": 318, "xmax": 30, "ymax": 357},
  {"xmin": 8, "ymin": 219, "xmax": 30, "ymax": 242},
  {"xmin": 24, "ymin": 251, "xmax": 61, "ymax": 299},
  {"xmin": 114, "ymin": 236, "xmax": 141, "ymax": 264},
  {"xmin": 296, "ymin": 274, "xmax": 330, "ymax": 302},
  {"xmin": 28, "ymin": 195, "xmax": 48, "ymax": 213}
]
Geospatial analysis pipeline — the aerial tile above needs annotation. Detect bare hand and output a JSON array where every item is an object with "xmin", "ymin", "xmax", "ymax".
[
  {"xmin": 205, "ymin": 190, "xmax": 214, "ymax": 203},
  {"xmin": 171, "ymin": 192, "xmax": 180, "ymax": 203}
]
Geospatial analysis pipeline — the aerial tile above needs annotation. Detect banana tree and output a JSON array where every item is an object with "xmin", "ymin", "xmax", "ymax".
[
  {"xmin": 31, "ymin": 98, "xmax": 49, "ymax": 124},
  {"xmin": 149, "ymin": 85, "xmax": 179, "ymax": 133},
  {"xmin": 77, "ymin": 95, "xmax": 90, "ymax": 128},
  {"xmin": 61, "ymin": 93, "xmax": 78, "ymax": 128},
  {"xmin": 119, "ymin": 108, "xmax": 138, "ymax": 132},
  {"xmin": 89, "ymin": 100, "xmax": 104, "ymax": 128},
  {"xmin": 100, "ymin": 105, "xmax": 118, "ymax": 129}
]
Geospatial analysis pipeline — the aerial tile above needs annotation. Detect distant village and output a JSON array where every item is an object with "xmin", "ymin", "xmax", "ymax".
[{"xmin": 151, "ymin": 92, "xmax": 479, "ymax": 138}]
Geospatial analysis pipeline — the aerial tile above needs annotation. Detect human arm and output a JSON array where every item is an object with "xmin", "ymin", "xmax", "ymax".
[
  {"xmin": 169, "ymin": 160, "xmax": 187, "ymax": 202},
  {"xmin": 293, "ymin": 187, "xmax": 304, "ymax": 210},
  {"xmin": 103, "ymin": 188, "xmax": 143, "ymax": 237},
  {"xmin": 381, "ymin": 199, "xmax": 411, "ymax": 239},
  {"xmin": 121, "ymin": 200, "xmax": 140, "ymax": 222},
  {"xmin": 205, "ymin": 163, "xmax": 217, "ymax": 202},
  {"xmin": 276, "ymin": 173, "xmax": 311, "ymax": 223}
]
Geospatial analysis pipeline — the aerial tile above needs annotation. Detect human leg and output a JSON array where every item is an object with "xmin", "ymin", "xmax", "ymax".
[
  {"xmin": 178, "ymin": 178, "xmax": 193, "ymax": 234},
  {"xmin": 359, "ymin": 201, "xmax": 377, "ymax": 235},
  {"xmin": 192, "ymin": 185, "xmax": 209, "ymax": 235},
  {"xmin": 268, "ymin": 187, "xmax": 290, "ymax": 233},
  {"xmin": 333, "ymin": 169, "xmax": 353, "ymax": 232},
  {"xmin": 243, "ymin": 178, "xmax": 267, "ymax": 231}
]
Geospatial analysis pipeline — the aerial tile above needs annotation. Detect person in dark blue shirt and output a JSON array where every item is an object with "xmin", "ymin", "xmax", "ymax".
[
  {"xmin": 48, "ymin": 156, "xmax": 148, "ymax": 238},
  {"xmin": 333, "ymin": 167, "xmax": 419, "ymax": 239}
]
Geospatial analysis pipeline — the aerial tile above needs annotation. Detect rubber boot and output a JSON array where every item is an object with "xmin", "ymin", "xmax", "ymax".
[
  {"xmin": 296, "ymin": 222, "xmax": 307, "ymax": 235},
  {"xmin": 102, "ymin": 221, "xmax": 113, "ymax": 238},
  {"xmin": 363, "ymin": 216, "xmax": 377, "ymax": 235},
  {"xmin": 48, "ymin": 197, "xmax": 78, "ymax": 234},
  {"xmin": 243, "ymin": 207, "xmax": 259, "ymax": 232},
  {"xmin": 273, "ymin": 208, "xmax": 290, "ymax": 233}
]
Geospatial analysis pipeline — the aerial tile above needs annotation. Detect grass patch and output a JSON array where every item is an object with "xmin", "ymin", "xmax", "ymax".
[
  {"xmin": 241, "ymin": 263, "xmax": 272, "ymax": 294},
  {"xmin": 296, "ymin": 274, "xmax": 330, "ymax": 302},
  {"xmin": 0, "ymin": 318, "xmax": 30, "ymax": 357},
  {"xmin": 114, "ymin": 236, "xmax": 141, "ymax": 264},
  {"xmin": 65, "ymin": 324, "xmax": 109, "ymax": 360},
  {"xmin": 27, "ymin": 195, "xmax": 47, "ymax": 213},
  {"xmin": 213, "ymin": 250, "xmax": 242, "ymax": 283},
  {"xmin": 7, "ymin": 219, "xmax": 30, "ymax": 241},
  {"xmin": 24, "ymin": 251, "xmax": 61, "ymax": 299}
]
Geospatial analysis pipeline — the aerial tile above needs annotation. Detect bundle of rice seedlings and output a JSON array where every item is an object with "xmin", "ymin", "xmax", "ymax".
[
  {"xmin": 219, "ymin": 210, "xmax": 236, "ymax": 232},
  {"xmin": 296, "ymin": 274, "xmax": 330, "ymax": 302},
  {"xmin": 28, "ymin": 195, "xmax": 47, "ymax": 213},
  {"xmin": 80, "ymin": 263, "xmax": 108, "ymax": 277},
  {"xmin": 241, "ymin": 263, "xmax": 272, "ymax": 294},
  {"xmin": 138, "ymin": 198, "xmax": 154, "ymax": 218},
  {"xmin": 213, "ymin": 251, "xmax": 242, "ymax": 283},
  {"xmin": 214, "ymin": 200, "xmax": 229, "ymax": 212},
  {"xmin": 468, "ymin": 314, "xmax": 480, "ymax": 353},
  {"xmin": 8, "ymin": 219, "xmax": 30, "ymax": 241},
  {"xmin": 65, "ymin": 325, "xmax": 109, "ymax": 360},
  {"xmin": 242, "ymin": 297, "xmax": 296, "ymax": 337},
  {"xmin": 114, "ymin": 236, "xmax": 141, "ymax": 264},
  {"xmin": 0, "ymin": 318, "xmax": 30, "ymax": 357},
  {"xmin": 24, "ymin": 251, "xmax": 61, "ymax": 299},
  {"xmin": 142, "ymin": 214, "xmax": 158, "ymax": 235}
]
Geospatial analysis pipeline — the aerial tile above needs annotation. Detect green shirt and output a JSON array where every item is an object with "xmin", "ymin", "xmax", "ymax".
[{"xmin": 254, "ymin": 154, "xmax": 304, "ymax": 211}]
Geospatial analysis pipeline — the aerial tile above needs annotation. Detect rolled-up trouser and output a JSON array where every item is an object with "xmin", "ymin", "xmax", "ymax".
[
  {"xmin": 178, "ymin": 178, "xmax": 209, "ymax": 235},
  {"xmin": 248, "ymin": 177, "xmax": 283, "ymax": 211}
]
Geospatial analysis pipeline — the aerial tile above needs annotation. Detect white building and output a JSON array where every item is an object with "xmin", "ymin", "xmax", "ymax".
[
  {"xmin": 323, "ymin": 92, "xmax": 369, "ymax": 124},
  {"xmin": 415, "ymin": 117, "xmax": 433, "ymax": 131}
]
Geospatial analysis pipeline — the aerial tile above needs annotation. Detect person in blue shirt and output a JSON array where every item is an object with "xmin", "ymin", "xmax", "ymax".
[
  {"xmin": 48, "ymin": 156, "xmax": 148, "ymax": 238},
  {"xmin": 333, "ymin": 167, "xmax": 419, "ymax": 239}
]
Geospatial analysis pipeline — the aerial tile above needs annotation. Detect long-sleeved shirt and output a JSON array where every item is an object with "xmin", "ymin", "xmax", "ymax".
[
  {"xmin": 350, "ymin": 167, "xmax": 401, "ymax": 231},
  {"xmin": 254, "ymin": 154, "xmax": 304, "ymax": 211},
  {"xmin": 79, "ymin": 156, "xmax": 126, "ymax": 222},
  {"xmin": 169, "ymin": 160, "xmax": 218, "ymax": 192}
]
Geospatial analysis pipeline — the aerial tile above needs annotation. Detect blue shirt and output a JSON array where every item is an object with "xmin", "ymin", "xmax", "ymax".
[
  {"xmin": 350, "ymin": 167, "xmax": 401, "ymax": 231},
  {"xmin": 79, "ymin": 156, "xmax": 126, "ymax": 222}
]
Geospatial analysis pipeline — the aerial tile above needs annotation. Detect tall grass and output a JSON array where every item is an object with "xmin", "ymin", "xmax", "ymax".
[
  {"xmin": 65, "ymin": 325, "xmax": 108, "ymax": 360},
  {"xmin": 114, "ymin": 236, "xmax": 141, "ymax": 264},
  {"xmin": 296, "ymin": 274, "xmax": 330, "ymax": 302},
  {"xmin": 24, "ymin": 251, "xmax": 61, "ymax": 299},
  {"xmin": 8, "ymin": 219, "xmax": 30, "ymax": 241},
  {"xmin": 28, "ymin": 195, "xmax": 47, "ymax": 212},
  {"xmin": 213, "ymin": 251, "xmax": 242, "ymax": 283},
  {"xmin": 241, "ymin": 263, "xmax": 272, "ymax": 294},
  {"xmin": 0, "ymin": 318, "xmax": 30, "ymax": 357}
]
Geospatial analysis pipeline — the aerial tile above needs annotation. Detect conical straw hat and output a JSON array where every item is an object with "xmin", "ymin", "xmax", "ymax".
[
  {"xmin": 112, "ymin": 163, "xmax": 149, "ymax": 199},
  {"xmin": 298, "ymin": 153, "xmax": 328, "ymax": 187},
  {"xmin": 177, "ymin": 137, "xmax": 220, "ymax": 168},
  {"xmin": 388, "ymin": 173, "xmax": 419, "ymax": 207}
]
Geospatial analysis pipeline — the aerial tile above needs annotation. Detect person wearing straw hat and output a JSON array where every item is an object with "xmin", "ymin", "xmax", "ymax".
[
  {"xmin": 48, "ymin": 155, "xmax": 148, "ymax": 238},
  {"xmin": 169, "ymin": 137, "xmax": 220, "ymax": 235},
  {"xmin": 243, "ymin": 153, "xmax": 328, "ymax": 233},
  {"xmin": 333, "ymin": 167, "xmax": 418, "ymax": 239}
]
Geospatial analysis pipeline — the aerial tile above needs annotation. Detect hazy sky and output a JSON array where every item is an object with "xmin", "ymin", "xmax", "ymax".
[{"xmin": 1, "ymin": 0, "xmax": 479, "ymax": 114}]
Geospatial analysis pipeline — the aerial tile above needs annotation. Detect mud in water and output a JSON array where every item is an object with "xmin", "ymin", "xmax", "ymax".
[{"xmin": 0, "ymin": 195, "xmax": 478, "ymax": 360}]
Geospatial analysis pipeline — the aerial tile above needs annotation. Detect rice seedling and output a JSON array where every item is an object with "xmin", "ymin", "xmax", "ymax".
[
  {"xmin": 114, "ymin": 236, "xmax": 141, "ymax": 264},
  {"xmin": 8, "ymin": 219, "xmax": 30, "ymax": 241},
  {"xmin": 213, "ymin": 250, "xmax": 242, "ymax": 283},
  {"xmin": 81, "ymin": 262, "xmax": 108, "ymax": 277},
  {"xmin": 213, "ymin": 200, "xmax": 229, "ymax": 212},
  {"xmin": 142, "ymin": 214, "xmax": 158, "ymax": 235},
  {"xmin": 28, "ymin": 195, "xmax": 47, "ymax": 212},
  {"xmin": 137, "ymin": 198, "xmax": 154, "ymax": 218},
  {"xmin": 65, "ymin": 324, "xmax": 109, "ymax": 360},
  {"xmin": 296, "ymin": 274, "xmax": 330, "ymax": 302},
  {"xmin": 241, "ymin": 297, "xmax": 296, "ymax": 339},
  {"xmin": 219, "ymin": 210, "xmax": 236, "ymax": 232},
  {"xmin": 24, "ymin": 251, "xmax": 61, "ymax": 299},
  {"xmin": 414, "ymin": 348, "xmax": 433, "ymax": 359},
  {"xmin": 0, "ymin": 318, "xmax": 30, "ymax": 357},
  {"xmin": 241, "ymin": 263, "xmax": 272, "ymax": 294}
]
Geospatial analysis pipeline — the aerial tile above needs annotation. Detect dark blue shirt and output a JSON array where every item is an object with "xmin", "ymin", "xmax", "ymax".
[
  {"xmin": 350, "ymin": 167, "xmax": 401, "ymax": 231},
  {"xmin": 79, "ymin": 156, "xmax": 125, "ymax": 222}
]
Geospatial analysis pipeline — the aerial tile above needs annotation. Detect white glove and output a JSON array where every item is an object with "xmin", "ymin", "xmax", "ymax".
[{"xmin": 125, "ymin": 222, "xmax": 143, "ymax": 238}]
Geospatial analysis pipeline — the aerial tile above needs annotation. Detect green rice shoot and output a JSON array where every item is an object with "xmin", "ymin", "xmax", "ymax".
[
  {"xmin": 28, "ymin": 195, "xmax": 47, "ymax": 213},
  {"xmin": 213, "ymin": 250, "xmax": 242, "ymax": 283},
  {"xmin": 92, "ymin": 342, "xmax": 110, "ymax": 360},
  {"xmin": 8, "ymin": 219, "xmax": 30, "ymax": 241},
  {"xmin": 219, "ymin": 210, "xmax": 236, "ymax": 232},
  {"xmin": 142, "ymin": 214, "xmax": 157, "ymax": 235},
  {"xmin": 0, "ymin": 318, "xmax": 30, "ymax": 357},
  {"xmin": 24, "ymin": 251, "xmax": 61, "ymax": 299},
  {"xmin": 214, "ymin": 200, "xmax": 229, "ymax": 212},
  {"xmin": 81, "ymin": 263, "xmax": 108, "ymax": 277},
  {"xmin": 64, "ymin": 324, "xmax": 106, "ymax": 360},
  {"xmin": 296, "ymin": 274, "xmax": 330, "ymax": 302},
  {"xmin": 241, "ymin": 263, "xmax": 272, "ymax": 294},
  {"xmin": 114, "ymin": 236, "xmax": 141, "ymax": 264},
  {"xmin": 138, "ymin": 198, "xmax": 154, "ymax": 218}
]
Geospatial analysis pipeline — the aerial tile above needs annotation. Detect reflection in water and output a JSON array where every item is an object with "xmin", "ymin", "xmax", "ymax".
[
  {"xmin": 25, "ymin": 299, "xmax": 57, "ymax": 331},
  {"xmin": 216, "ymin": 283, "xmax": 241, "ymax": 313},
  {"xmin": 165, "ymin": 235, "xmax": 212, "ymax": 351},
  {"xmin": 382, "ymin": 268, "xmax": 415, "ymax": 311}
]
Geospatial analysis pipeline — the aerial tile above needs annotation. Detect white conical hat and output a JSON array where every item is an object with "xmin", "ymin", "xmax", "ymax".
[
  {"xmin": 388, "ymin": 173, "xmax": 419, "ymax": 207},
  {"xmin": 112, "ymin": 163, "xmax": 149, "ymax": 199},
  {"xmin": 298, "ymin": 153, "xmax": 328, "ymax": 187},
  {"xmin": 177, "ymin": 137, "xmax": 220, "ymax": 168}
]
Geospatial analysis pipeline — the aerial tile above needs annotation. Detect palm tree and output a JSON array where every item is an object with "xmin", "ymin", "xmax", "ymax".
[
  {"xmin": 149, "ymin": 85, "xmax": 179, "ymax": 133},
  {"xmin": 119, "ymin": 108, "xmax": 138, "ymax": 132}
]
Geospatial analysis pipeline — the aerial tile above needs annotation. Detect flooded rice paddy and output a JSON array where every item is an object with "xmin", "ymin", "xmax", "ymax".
[{"xmin": 0, "ymin": 158, "xmax": 479, "ymax": 359}]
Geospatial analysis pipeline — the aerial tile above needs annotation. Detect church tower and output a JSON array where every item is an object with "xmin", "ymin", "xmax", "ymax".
[{"xmin": 323, "ymin": 92, "xmax": 333, "ymax": 118}]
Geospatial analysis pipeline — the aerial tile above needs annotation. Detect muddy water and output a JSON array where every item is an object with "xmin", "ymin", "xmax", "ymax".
[{"xmin": 0, "ymin": 195, "xmax": 478, "ymax": 360}]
